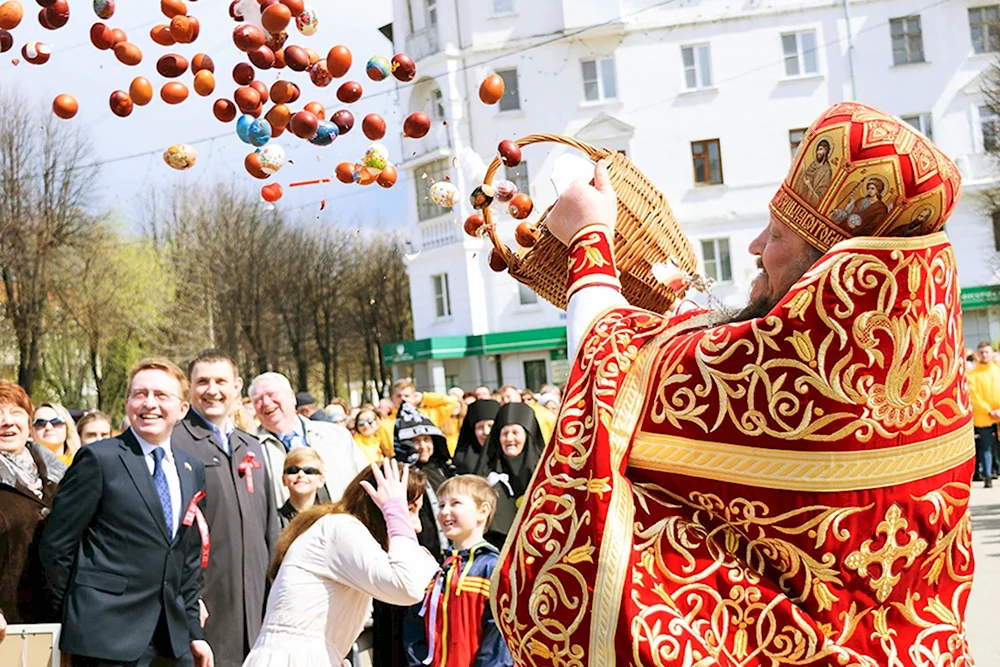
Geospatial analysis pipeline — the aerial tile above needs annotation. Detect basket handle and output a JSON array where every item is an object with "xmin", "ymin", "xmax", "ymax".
[{"xmin": 481, "ymin": 134, "xmax": 608, "ymax": 265}]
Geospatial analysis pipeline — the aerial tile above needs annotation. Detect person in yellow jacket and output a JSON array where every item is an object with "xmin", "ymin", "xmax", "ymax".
[
  {"xmin": 378, "ymin": 378, "xmax": 460, "ymax": 455},
  {"xmin": 968, "ymin": 341, "xmax": 1000, "ymax": 488},
  {"xmin": 351, "ymin": 405, "xmax": 394, "ymax": 463}
]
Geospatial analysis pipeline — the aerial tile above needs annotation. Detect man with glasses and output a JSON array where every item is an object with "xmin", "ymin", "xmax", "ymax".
[
  {"xmin": 41, "ymin": 358, "xmax": 213, "ymax": 667},
  {"xmin": 171, "ymin": 350, "xmax": 279, "ymax": 667},
  {"xmin": 248, "ymin": 372, "xmax": 367, "ymax": 509}
]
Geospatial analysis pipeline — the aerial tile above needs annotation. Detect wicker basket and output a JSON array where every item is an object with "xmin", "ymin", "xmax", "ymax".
[{"xmin": 481, "ymin": 134, "xmax": 699, "ymax": 313}]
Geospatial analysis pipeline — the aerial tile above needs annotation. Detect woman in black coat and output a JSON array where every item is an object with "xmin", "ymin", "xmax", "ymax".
[
  {"xmin": 475, "ymin": 402, "xmax": 545, "ymax": 549},
  {"xmin": 0, "ymin": 381, "xmax": 66, "ymax": 630}
]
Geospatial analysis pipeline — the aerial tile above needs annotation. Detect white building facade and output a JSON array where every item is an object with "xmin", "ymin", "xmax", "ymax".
[{"xmin": 384, "ymin": 0, "xmax": 1000, "ymax": 392}]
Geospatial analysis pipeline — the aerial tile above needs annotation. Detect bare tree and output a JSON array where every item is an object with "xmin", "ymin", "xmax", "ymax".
[{"xmin": 0, "ymin": 88, "xmax": 99, "ymax": 392}]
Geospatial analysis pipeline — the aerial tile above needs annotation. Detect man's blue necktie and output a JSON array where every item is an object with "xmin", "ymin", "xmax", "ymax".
[
  {"xmin": 279, "ymin": 433, "xmax": 295, "ymax": 451},
  {"xmin": 152, "ymin": 448, "xmax": 174, "ymax": 538}
]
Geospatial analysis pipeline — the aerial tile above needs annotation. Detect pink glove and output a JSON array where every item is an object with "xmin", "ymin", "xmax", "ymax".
[{"xmin": 380, "ymin": 497, "xmax": 417, "ymax": 542}]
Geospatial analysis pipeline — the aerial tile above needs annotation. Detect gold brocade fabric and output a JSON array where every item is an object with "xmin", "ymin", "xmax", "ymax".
[{"xmin": 492, "ymin": 233, "xmax": 975, "ymax": 667}]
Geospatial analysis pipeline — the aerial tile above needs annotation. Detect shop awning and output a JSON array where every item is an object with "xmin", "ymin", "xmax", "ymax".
[
  {"xmin": 961, "ymin": 285, "xmax": 1000, "ymax": 310},
  {"xmin": 384, "ymin": 326, "xmax": 567, "ymax": 365}
]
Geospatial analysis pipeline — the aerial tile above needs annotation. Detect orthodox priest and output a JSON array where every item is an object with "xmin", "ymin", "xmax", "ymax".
[{"xmin": 492, "ymin": 102, "xmax": 974, "ymax": 666}]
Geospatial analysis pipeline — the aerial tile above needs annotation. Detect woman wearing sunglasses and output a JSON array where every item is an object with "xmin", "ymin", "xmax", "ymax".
[
  {"xmin": 352, "ymin": 404, "xmax": 393, "ymax": 464},
  {"xmin": 278, "ymin": 448, "xmax": 327, "ymax": 528},
  {"xmin": 31, "ymin": 402, "xmax": 80, "ymax": 466}
]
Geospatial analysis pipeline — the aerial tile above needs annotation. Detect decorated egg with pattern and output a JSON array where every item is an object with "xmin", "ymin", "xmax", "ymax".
[
  {"xmin": 248, "ymin": 118, "xmax": 272, "ymax": 147},
  {"xmin": 163, "ymin": 143, "xmax": 197, "ymax": 170},
  {"xmin": 429, "ymin": 181, "xmax": 458, "ymax": 208},
  {"xmin": 365, "ymin": 56, "xmax": 391, "ymax": 82},
  {"xmin": 361, "ymin": 143, "xmax": 389, "ymax": 172},
  {"xmin": 258, "ymin": 144, "xmax": 285, "ymax": 174},
  {"xmin": 294, "ymin": 5, "xmax": 317, "ymax": 35},
  {"xmin": 93, "ymin": 0, "xmax": 114, "ymax": 19},
  {"xmin": 308, "ymin": 120, "xmax": 338, "ymax": 146},
  {"xmin": 493, "ymin": 179, "xmax": 517, "ymax": 202}
]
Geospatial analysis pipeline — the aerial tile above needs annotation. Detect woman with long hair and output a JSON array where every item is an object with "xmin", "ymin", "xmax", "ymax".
[
  {"xmin": 31, "ymin": 402, "xmax": 80, "ymax": 465},
  {"xmin": 475, "ymin": 403, "xmax": 546, "ymax": 549},
  {"xmin": 243, "ymin": 458, "xmax": 438, "ymax": 667},
  {"xmin": 352, "ymin": 404, "xmax": 393, "ymax": 464}
]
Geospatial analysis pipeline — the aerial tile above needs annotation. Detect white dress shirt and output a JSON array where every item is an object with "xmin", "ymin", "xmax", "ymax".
[{"xmin": 135, "ymin": 432, "xmax": 183, "ymax": 539}]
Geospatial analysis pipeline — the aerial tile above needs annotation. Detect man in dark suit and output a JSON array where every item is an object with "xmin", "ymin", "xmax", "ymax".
[
  {"xmin": 40, "ymin": 359, "xmax": 213, "ymax": 667},
  {"xmin": 171, "ymin": 349, "xmax": 278, "ymax": 667}
]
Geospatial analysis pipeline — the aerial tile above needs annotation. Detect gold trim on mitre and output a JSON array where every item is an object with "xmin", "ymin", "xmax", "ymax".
[{"xmin": 627, "ymin": 422, "xmax": 973, "ymax": 493}]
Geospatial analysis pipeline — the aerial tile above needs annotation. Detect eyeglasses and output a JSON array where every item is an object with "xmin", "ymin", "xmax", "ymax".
[
  {"xmin": 33, "ymin": 418, "xmax": 65, "ymax": 428},
  {"xmin": 129, "ymin": 388, "xmax": 181, "ymax": 403},
  {"xmin": 284, "ymin": 465, "xmax": 322, "ymax": 476},
  {"xmin": 356, "ymin": 418, "xmax": 375, "ymax": 426}
]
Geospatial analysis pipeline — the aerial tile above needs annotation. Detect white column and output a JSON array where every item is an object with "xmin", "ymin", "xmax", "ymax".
[{"xmin": 429, "ymin": 359, "xmax": 447, "ymax": 393}]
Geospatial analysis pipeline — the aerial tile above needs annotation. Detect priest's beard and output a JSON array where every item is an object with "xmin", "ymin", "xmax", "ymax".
[{"xmin": 722, "ymin": 251, "xmax": 820, "ymax": 324}]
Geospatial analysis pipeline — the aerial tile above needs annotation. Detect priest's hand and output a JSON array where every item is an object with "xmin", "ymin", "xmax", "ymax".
[
  {"xmin": 191, "ymin": 640, "xmax": 214, "ymax": 667},
  {"xmin": 545, "ymin": 160, "xmax": 617, "ymax": 245}
]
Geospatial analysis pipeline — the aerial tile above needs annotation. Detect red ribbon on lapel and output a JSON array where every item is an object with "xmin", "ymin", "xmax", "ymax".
[
  {"xmin": 238, "ymin": 451, "xmax": 261, "ymax": 494},
  {"xmin": 182, "ymin": 490, "xmax": 210, "ymax": 568}
]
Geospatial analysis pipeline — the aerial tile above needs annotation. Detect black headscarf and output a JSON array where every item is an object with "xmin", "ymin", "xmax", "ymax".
[
  {"xmin": 452, "ymin": 400, "xmax": 500, "ymax": 475},
  {"xmin": 476, "ymin": 403, "xmax": 545, "ymax": 543}
]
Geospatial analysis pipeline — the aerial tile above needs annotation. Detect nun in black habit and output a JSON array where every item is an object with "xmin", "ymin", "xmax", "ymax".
[
  {"xmin": 451, "ymin": 399, "xmax": 500, "ymax": 475},
  {"xmin": 475, "ymin": 402, "xmax": 546, "ymax": 549}
]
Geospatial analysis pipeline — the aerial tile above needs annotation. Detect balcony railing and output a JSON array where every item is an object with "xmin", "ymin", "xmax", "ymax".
[
  {"xmin": 417, "ymin": 215, "xmax": 460, "ymax": 250},
  {"xmin": 954, "ymin": 152, "xmax": 1000, "ymax": 186},
  {"xmin": 405, "ymin": 27, "xmax": 441, "ymax": 62}
]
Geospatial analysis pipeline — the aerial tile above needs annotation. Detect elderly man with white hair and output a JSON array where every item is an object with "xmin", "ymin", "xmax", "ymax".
[{"xmin": 248, "ymin": 372, "xmax": 368, "ymax": 509}]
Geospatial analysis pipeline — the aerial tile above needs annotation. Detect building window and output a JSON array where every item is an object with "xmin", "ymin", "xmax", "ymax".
[
  {"xmin": 405, "ymin": 0, "xmax": 415, "ymax": 33},
  {"xmin": 982, "ymin": 105, "xmax": 999, "ymax": 151},
  {"xmin": 518, "ymin": 282, "xmax": 538, "ymax": 305},
  {"xmin": 581, "ymin": 57, "xmax": 618, "ymax": 102},
  {"xmin": 497, "ymin": 68, "xmax": 520, "ymax": 112},
  {"xmin": 681, "ymin": 44, "xmax": 712, "ymax": 89},
  {"xmin": 493, "ymin": 0, "xmax": 514, "ymax": 14},
  {"xmin": 890, "ymin": 16, "xmax": 924, "ymax": 65},
  {"xmin": 505, "ymin": 160, "xmax": 529, "ymax": 198},
  {"xmin": 523, "ymin": 360, "xmax": 547, "ymax": 392},
  {"xmin": 426, "ymin": 0, "xmax": 437, "ymax": 27},
  {"xmin": 701, "ymin": 238, "xmax": 733, "ymax": 282},
  {"xmin": 970, "ymin": 6, "xmax": 1000, "ymax": 54},
  {"xmin": 992, "ymin": 211, "xmax": 1000, "ymax": 251},
  {"xmin": 416, "ymin": 158, "xmax": 451, "ymax": 221},
  {"xmin": 901, "ymin": 113, "xmax": 933, "ymax": 140},
  {"xmin": 432, "ymin": 273, "xmax": 451, "ymax": 318},
  {"xmin": 789, "ymin": 128, "xmax": 807, "ymax": 159},
  {"xmin": 431, "ymin": 87, "xmax": 446, "ymax": 121},
  {"xmin": 691, "ymin": 139, "xmax": 723, "ymax": 185},
  {"xmin": 782, "ymin": 31, "xmax": 818, "ymax": 77}
]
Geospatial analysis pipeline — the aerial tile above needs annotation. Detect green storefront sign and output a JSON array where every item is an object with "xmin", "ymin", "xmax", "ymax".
[
  {"xmin": 384, "ymin": 327, "xmax": 567, "ymax": 365},
  {"xmin": 961, "ymin": 285, "xmax": 1000, "ymax": 310}
]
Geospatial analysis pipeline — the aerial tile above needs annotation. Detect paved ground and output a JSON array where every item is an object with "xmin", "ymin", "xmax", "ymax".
[{"xmin": 969, "ymin": 485, "xmax": 999, "ymax": 665}]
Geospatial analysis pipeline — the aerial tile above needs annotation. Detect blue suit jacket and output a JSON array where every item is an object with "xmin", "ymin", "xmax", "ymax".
[{"xmin": 40, "ymin": 430, "xmax": 206, "ymax": 662}]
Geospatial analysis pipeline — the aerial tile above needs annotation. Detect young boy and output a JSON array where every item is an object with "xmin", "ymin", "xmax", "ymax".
[{"xmin": 411, "ymin": 474, "xmax": 514, "ymax": 666}]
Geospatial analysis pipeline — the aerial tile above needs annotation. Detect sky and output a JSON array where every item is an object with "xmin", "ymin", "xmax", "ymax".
[{"xmin": 0, "ymin": 0, "xmax": 409, "ymax": 232}]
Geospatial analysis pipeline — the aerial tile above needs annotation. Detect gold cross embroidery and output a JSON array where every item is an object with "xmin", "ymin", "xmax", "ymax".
[{"xmin": 845, "ymin": 504, "xmax": 927, "ymax": 603}]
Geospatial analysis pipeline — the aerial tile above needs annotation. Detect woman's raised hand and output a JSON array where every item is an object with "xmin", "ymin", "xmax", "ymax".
[{"xmin": 360, "ymin": 457, "xmax": 409, "ymax": 509}]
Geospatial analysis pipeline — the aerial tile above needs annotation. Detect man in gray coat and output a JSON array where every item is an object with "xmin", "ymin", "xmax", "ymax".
[{"xmin": 171, "ymin": 350, "xmax": 279, "ymax": 667}]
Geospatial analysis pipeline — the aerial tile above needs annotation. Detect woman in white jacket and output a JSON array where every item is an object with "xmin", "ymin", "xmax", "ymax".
[{"xmin": 244, "ymin": 459, "xmax": 439, "ymax": 667}]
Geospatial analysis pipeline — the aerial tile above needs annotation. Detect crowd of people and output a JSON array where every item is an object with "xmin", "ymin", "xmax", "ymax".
[
  {"xmin": 967, "ymin": 341, "xmax": 1000, "ymax": 488},
  {"xmin": 0, "ymin": 348, "xmax": 563, "ymax": 667}
]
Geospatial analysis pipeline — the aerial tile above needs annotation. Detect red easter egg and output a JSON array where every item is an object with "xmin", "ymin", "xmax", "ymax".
[
  {"xmin": 403, "ymin": 111, "xmax": 430, "ymax": 138},
  {"xmin": 488, "ymin": 247, "xmax": 509, "ymax": 272},
  {"xmin": 90, "ymin": 22, "xmax": 114, "ymax": 49},
  {"xmin": 391, "ymin": 52, "xmax": 416, "ymax": 82},
  {"xmin": 362, "ymin": 113, "xmax": 386, "ymax": 140},
  {"xmin": 233, "ymin": 62, "xmax": 254, "ymax": 85},
  {"xmin": 109, "ymin": 90, "xmax": 132, "ymax": 117},
  {"xmin": 335, "ymin": 162, "xmax": 354, "ymax": 184},
  {"xmin": 463, "ymin": 214, "xmax": 485, "ymax": 237},
  {"xmin": 515, "ymin": 221, "xmax": 537, "ymax": 247},
  {"xmin": 376, "ymin": 164, "xmax": 398, "ymax": 188},
  {"xmin": 479, "ymin": 74, "xmax": 505, "ymax": 105},
  {"xmin": 52, "ymin": 93, "xmax": 77, "ymax": 119},
  {"xmin": 283, "ymin": 44, "xmax": 309, "ymax": 71},
  {"xmin": 290, "ymin": 110, "xmax": 318, "ymax": 139},
  {"xmin": 233, "ymin": 24, "xmax": 265, "ymax": 52},
  {"xmin": 326, "ymin": 44, "xmax": 351, "ymax": 77},
  {"xmin": 498, "ymin": 139, "xmax": 522, "ymax": 167},
  {"xmin": 331, "ymin": 109, "xmax": 354, "ymax": 135},
  {"xmin": 261, "ymin": 182, "xmax": 283, "ymax": 202},
  {"xmin": 508, "ymin": 193, "xmax": 533, "ymax": 219},
  {"xmin": 213, "ymin": 98, "xmax": 237, "ymax": 122},
  {"xmin": 336, "ymin": 80, "xmax": 362, "ymax": 103}
]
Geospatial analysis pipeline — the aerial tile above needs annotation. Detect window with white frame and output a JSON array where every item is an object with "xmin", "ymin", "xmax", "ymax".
[
  {"xmin": 505, "ymin": 161, "xmax": 529, "ymax": 198},
  {"xmin": 969, "ymin": 6, "xmax": 1000, "ymax": 54},
  {"xmin": 981, "ymin": 105, "xmax": 999, "ymax": 151},
  {"xmin": 518, "ymin": 282, "xmax": 538, "ymax": 305},
  {"xmin": 581, "ymin": 57, "xmax": 618, "ymax": 102},
  {"xmin": 493, "ymin": 0, "xmax": 514, "ymax": 14},
  {"xmin": 890, "ymin": 16, "xmax": 924, "ymax": 65},
  {"xmin": 432, "ymin": 273, "xmax": 451, "ymax": 318},
  {"xmin": 416, "ymin": 158, "xmax": 451, "ymax": 221},
  {"xmin": 681, "ymin": 44, "xmax": 712, "ymax": 90},
  {"xmin": 701, "ymin": 238, "xmax": 732, "ymax": 282},
  {"xmin": 426, "ymin": 0, "xmax": 437, "ymax": 27},
  {"xmin": 497, "ymin": 68, "xmax": 520, "ymax": 112},
  {"xmin": 901, "ymin": 113, "xmax": 933, "ymax": 140},
  {"xmin": 781, "ymin": 31, "xmax": 818, "ymax": 77}
]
